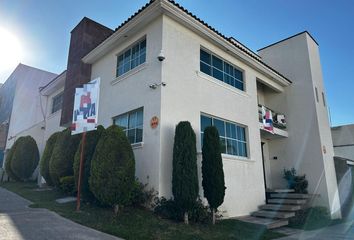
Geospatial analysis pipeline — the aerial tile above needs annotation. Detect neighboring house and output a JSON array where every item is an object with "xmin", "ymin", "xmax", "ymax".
[
  {"xmin": 331, "ymin": 124, "xmax": 354, "ymax": 218},
  {"xmin": 3, "ymin": 64, "xmax": 57, "ymax": 166},
  {"xmin": 332, "ymin": 124, "xmax": 354, "ymax": 165},
  {"xmin": 0, "ymin": 66, "xmax": 21, "ymax": 167},
  {"xmin": 40, "ymin": 71, "xmax": 66, "ymax": 144},
  {"xmin": 66, "ymin": 0, "xmax": 339, "ymax": 218}
]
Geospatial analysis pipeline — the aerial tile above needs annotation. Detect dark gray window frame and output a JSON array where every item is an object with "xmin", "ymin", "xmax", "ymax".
[
  {"xmin": 116, "ymin": 37, "xmax": 146, "ymax": 77},
  {"xmin": 51, "ymin": 92, "xmax": 63, "ymax": 114},
  {"xmin": 200, "ymin": 114, "xmax": 248, "ymax": 158},
  {"xmin": 200, "ymin": 48, "xmax": 245, "ymax": 91},
  {"xmin": 113, "ymin": 107, "xmax": 144, "ymax": 144}
]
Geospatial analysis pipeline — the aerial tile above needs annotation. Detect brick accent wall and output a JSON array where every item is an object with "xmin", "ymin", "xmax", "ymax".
[{"xmin": 60, "ymin": 17, "xmax": 113, "ymax": 126}]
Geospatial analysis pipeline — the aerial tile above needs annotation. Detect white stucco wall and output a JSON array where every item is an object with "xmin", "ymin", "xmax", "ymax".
[
  {"xmin": 159, "ymin": 15, "xmax": 268, "ymax": 217},
  {"xmin": 5, "ymin": 65, "xmax": 57, "ymax": 155},
  {"xmin": 258, "ymin": 32, "xmax": 341, "ymax": 218},
  {"xmin": 90, "ymin": 16, "xmax": 163, "ymax": 191},
  {"xmin": 43, "ymin": 87, "xmax": 65, "ymax": 142}
]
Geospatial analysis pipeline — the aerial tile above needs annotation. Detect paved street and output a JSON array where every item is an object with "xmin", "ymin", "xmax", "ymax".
[
  {"xmin": 0, "ymin": 187, "xmax": 122, "ymax": 240},
  {"xmin": 278, "ymin": 220, "xmax": 354, "ymax": 240}
]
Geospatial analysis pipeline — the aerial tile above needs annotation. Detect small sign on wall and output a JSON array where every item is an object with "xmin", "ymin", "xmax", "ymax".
[{"xmin": 150, "ymin": 116, "xmax": 159, "ymax": 129}]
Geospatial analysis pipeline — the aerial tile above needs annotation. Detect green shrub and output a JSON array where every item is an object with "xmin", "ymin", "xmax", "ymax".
[
  {"xmin": 10, "ymin": 136, "xmax": 39, "ymax": 181},
  {"xmin": 89, "ymin": 125, "xmax": 135, "ymax": 214},
  {"xmin": 4, "ymin": 141, "xmax": 20, "ymax": 181},
  {"xmin": 40, "ymin": 132, "xmax": 60, "ymax": 186},
  {"xmin": 202, "ymin": 126, "xmax": 226, "ymax": 224},
  {"xmin": 154, "ymin": 197, "xmax": 213, "ymax": 224},
  {"xmin": 73, "ymin": 126, "xmax": 104, "ymax": 202},
  {"xmin": 129, "ymin": 179, "xmax": 156, "ymax": 207},
  {"xmin": 289, "ymin": 207, "xmax": 331, "ymax": 230},
  {"xmin": 59, "ymin": 176, "xmax": 75, "ymax": 195},
  {"xmin": 172, "ymin": 121, "xmax": 199, "ymax": 224},
  {"xmin": 49, "ymin": 128, "xmax": 81, "ymax": 187},
  {"xmin": 283, "ymin": 168, "xmax": 308, "ymax": 193}
]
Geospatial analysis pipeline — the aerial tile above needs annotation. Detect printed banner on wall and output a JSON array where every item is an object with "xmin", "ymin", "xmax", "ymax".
[
  {"xmin": 71, "ymin": 78, "xmax": 100, "ymax": 135},
  {"xmin": 261, "ymin": 106, "xmax": 274, "ymax": 134}
]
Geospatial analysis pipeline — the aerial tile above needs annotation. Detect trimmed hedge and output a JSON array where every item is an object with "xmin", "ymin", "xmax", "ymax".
[
  {"xmin": 59, "ymin": 176, "xmax": 75, "ymax": 195},
  {"xmin": 89, "ymin": 125, "xmax": 135, "ymax": 212},
  {"xmin": 49, "ymin": 128, "xmax": 81, "ymax": 187},
  {"xmin": 5, "ymin": 141, "xmax": 19, "ymax": 181},
  {"xmin": 202, "ymin": 126, "xmax": 226, "ymax": 224},
  {"xmin": 40, "ymin": 132, "xmax": 60, "ymax": 186},
  {"xmin": 10, "ymin": 136, "xmax": 39, "ymax": 181},
  {"xmin": 172, "ymin": 121, "xmax": 199, "ymax": 224},
  {"xmin": 73, "ymin": 125, "xmax": 104, "ymax": 202}
]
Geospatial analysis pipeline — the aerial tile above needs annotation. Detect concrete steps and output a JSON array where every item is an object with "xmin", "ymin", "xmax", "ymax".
[
  {"xmin": 268, "ymin": 198, "xmax": 307, "ymax": 205},
  {"xmin": 236, "ymin": 216, "xmax": 289, "ymax": 229},
  {"xmin": 252, "ymin": 210, "xmax": 295, "ymax": 219},
  {"xmin": 259, "ymin": 204, "xmax": 302, "ymax": 211},
  {"xmin": 270, "ymin": 193, "xmax": 311, "ymax": 199},
  {"xmin": 238, "ymin": 189, "xmax": 312, "ymax": 230}
]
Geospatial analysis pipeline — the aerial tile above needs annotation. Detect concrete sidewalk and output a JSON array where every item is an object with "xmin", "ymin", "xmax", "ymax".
[
  {"xmin": 0, "ymin": 187, "xmax": 123, "ymax": 240},
  {"xmin": 278, "ymin": 221, "xmax": 354, "ymax": 240}
]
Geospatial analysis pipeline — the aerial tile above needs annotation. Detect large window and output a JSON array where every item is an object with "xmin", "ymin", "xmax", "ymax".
[
  {"xmin": 116, "ymin": 38, "xmax": 146, "ymax": 77},
  {"xmin": 200, "ymin": 49, "xmax": 244, "ymax": 91},
  {"xmin": 113, "ymin": 108, "xmax": 143, "ymax": 144},
  {"xmin": 51, "ymin": 92, "xmax": 63, "ymax": 114},
  {"xmin": 201, "ymin": 115, "xmax": 248, "ymax": 157}
]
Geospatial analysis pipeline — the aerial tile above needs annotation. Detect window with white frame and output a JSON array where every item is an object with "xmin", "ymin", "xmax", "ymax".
[
  {"xmin": 201, "ymin": 114, "xmax": 248, "ymax": 157},
  {"xmin": 113, "ymin": 108, "xmax": 143, "ymax": 144},
  {"xmin": 51, "ymin": 92, "xmax": 63, "ymax": 114},
  {"xmin": 116, "ymin": 38, "xmax": 146, "ymax": 77},
  {"xmin": 200, "ymin": 49, "xmax": 244, "ymax": 91}
]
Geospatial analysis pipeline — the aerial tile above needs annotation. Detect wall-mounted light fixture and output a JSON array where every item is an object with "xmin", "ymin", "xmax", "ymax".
[{"xmin": 149, "ymin": 82, "xmax": 167, "ymax": 89}]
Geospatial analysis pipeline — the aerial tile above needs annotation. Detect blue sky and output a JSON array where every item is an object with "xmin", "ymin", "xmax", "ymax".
[{"xmin": 0, "ymin": 0, "xmax": 353, "ymax": 126}]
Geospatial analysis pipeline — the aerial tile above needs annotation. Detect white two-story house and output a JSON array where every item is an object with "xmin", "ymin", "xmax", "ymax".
[{"xmin": 76, "ymin": 0, "xmax": 341, "ymax": 219}]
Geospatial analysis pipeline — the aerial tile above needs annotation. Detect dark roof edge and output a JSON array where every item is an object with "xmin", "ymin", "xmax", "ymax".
[
  {"xmin": 86, "ymin": 0, "xmax": 292, "ymax": 84},
  {"xmin": 40, "ymin": 70, "xmax": 67, "ymax": 91},
  {"xmin": 257, "ymin": 31, "xmax": 319, "ymax": 52},
  {"xmin": 166, "ymin": 1, "xmax": 292, "ymax": 84}
]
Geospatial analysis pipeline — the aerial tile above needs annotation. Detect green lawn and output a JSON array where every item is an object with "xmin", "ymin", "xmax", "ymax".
[{"xmin": 0, "ymin": 182, "xmax": 284, "ymax": 240}]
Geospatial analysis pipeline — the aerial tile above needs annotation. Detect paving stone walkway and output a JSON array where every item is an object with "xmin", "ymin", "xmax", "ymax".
[
  {"xmin": 0, "ymin": 187, "xmax": 123, "ymax": 240},
  {"xmin": 278, "ymin": 220, "xmax": 354, "ymax": 240}
]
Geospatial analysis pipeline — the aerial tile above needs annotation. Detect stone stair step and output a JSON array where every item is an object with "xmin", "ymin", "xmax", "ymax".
[
  {"xmin": 268, "ymin": 198, "xmax": 307, "ymax": 205},
  {"xmin": 252, "ymin": 210, "xmax": 295, "ymax": 219},
  {"xmin": 236, "ymin": 216, "xmax": 289, "ymax": 229},
  {"xmin": 259, "ymin": 204, "xmax": 302, "ymax": 211},
  {"xmin": 267, "ymin": 189, "xmax": 295, "ymax": 193},
  {"xmin": 270, "ymin": 193, "xmax": 311, "ymax": 199}
]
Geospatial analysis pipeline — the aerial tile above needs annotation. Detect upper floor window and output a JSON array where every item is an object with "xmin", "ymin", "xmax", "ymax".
[
  {"xmin": 315, "ymin": 87, "xmax": 319, "ymax": 102},
  {"xmin": 201, "ymin": 114, "xmax": 248, "ymax": 157},
  {"xmin": 200, "ymin": 49, "xmax": 244, "ymax": 91},
  {"xmin": 116, "ymin": 38, "xmax": 146, "ymax": 77},
  {"xmin": 51, "ymin": 92, "xmax": 63, "ymax": 114},
  {"xmin": 113, "ymin": 108, "xmax": 143, "ymax": 144}
]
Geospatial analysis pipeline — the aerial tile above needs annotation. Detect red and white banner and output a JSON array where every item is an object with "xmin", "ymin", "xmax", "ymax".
[{"xmin": 71, "ymin": 78, "xmax": 100, "ymax": 135}]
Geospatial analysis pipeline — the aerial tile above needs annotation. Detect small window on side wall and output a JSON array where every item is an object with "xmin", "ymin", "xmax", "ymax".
[
  {"xmin": 322, "ymin": 92, "xmax": 326, "ymax": 107},
  {"xmin": 315, "ymin": 87, "xmax": 319, "ymax": 102},
  {"xmin": 51, "ymin": 92, "xmax": 63, "ymax": 114}
]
